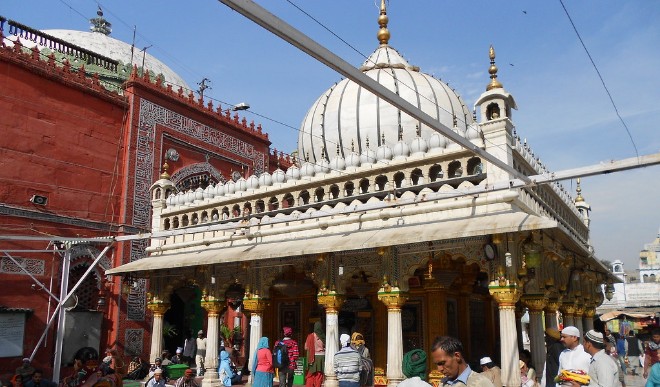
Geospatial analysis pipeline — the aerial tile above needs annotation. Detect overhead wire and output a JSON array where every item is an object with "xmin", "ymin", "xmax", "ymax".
[{"xmin": 558, "ymin": 0, "xmax": 639, "ymax": 159}]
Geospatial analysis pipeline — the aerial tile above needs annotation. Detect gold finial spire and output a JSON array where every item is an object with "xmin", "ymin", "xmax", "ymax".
[
  {"xmin": 486, "ymin": 45, "xmax": 503, "ymax": 91},
  {"xmin": 377, "ymin": 0, "xmax": 390, "ymax": 45},
  {"xmin": 160, "ymin": 162, "xmax": 170, "ymax": 179},
  {"xmin": 351, "ymin": 139, "xmax": 355, "ymax": 152},
  {"xmin": 575, "ymin": 178, "xmax": 584, "ymax": 202}
]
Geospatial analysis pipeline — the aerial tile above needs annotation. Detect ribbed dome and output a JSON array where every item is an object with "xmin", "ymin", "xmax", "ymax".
[{"xmin": 298, "ymin": 45, "xmax": 474, "ymax": 163}]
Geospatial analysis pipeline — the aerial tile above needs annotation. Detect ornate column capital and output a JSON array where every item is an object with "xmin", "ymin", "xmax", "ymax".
[
  {"xmin": 573, "ymin": 305, "xmax": 585, "ymax": 318},
  {"xmin": 201, "ymin": 300, "xmax": 224, "ymax": 316},
  {"xmin": 560, "ymin": 303, "xmax": 576, "ymax": 316},
  {"xmin": 317, "ymin": 289, "xmax": 345, "ymax": 313},
  {"xmin": 147, "ymin": 302, "xmax": 170, "ymax": 316},
  {"xmin": 377, "ymin": 286, "xmax": 408, "ymax": 310},
  {"xmin": 243, "ymin": 295, "xmax": 268, "ymax": 314},
  {"xmin": 522, "ymin": 295, "xmax": 547, "ymax": 312},
  {"xmin": 584, "ymin": 307, "xmax": 596, "ymax": 318},
  {"xmin": 488, "ymin": 282, "xmax": 521, "ymax": 307},
  {"xmin": 544, "ymin": 299, "xmax": 561, "ymax": 313}
]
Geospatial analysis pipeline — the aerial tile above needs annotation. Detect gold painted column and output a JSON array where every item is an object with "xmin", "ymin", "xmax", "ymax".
[
  {"xmin": 574, "ymin": 304, "xmax": 585, "ymax": 334},
  {"xmin": 522, "ymin": 296, "xmax": 547, "ymax": 375},
  {"xmin": 423, "ymin": 279, "xmax": 447, "ymax": 347},
  {"xmin": 583, "ymin": 307, "xmax": 595, "ymax": 332},
  {"xmin": 489, "ymin": 281, "xmax": 522, "ymax": 387},
  {"xmin": 243, "ymin": 293, "xmax": 268, "ymax": 384},
  {"xmin": 544, "ymin": 298, "xmax": 560, "ymax": 329},
  {"xmin": 378, "ymin": 285, "xmax": 408, "ymax": 387},
  {"xmin": 560, "ymin": 302, "xmax": 576, "ymax": 328},
  {"xmin": 147, "ymin": 301, "xmax": 170, "ymax": 365},
  {"xmin": 318, "ymin": 288, "xmax": 345, "ymax": 387},
  {"xmin": 457, "ymin": 285, "xmax": 472, "ymax": 357},
  {"xmin": 202, "ymin": 298, "xmax": 224, "ymax": 387}
]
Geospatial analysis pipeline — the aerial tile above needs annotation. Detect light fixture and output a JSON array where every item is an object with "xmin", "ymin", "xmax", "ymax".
[
  {"xmin": 604, "ymin": 282, "xmax": 615, "ymax": 301},
  {"xmin": 232, "ymin": 102, "xmax": 250, "ymax": 111}
]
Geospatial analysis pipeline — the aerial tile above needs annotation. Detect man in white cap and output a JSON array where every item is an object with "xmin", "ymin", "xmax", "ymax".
[
  {"xmin": 557, "ymin": 326, "xmax": 591, "ymax": 386},
  {"xmin": 579, "ymin": 330, "xmax": 621, "ymax": 387},
  {"xmin": 196, "ymin": 330, "xmax": 207, "ymax": 376},
  {"xmin": 479, "ymin": 357, "xmax": 502, "ymax": 387},
  {"xmin": 172, "ymin": 347, "xmax": 184, "ymax": 364},
  {"xmin": 334, "ymin": 333, "xmax": 363, "ymax": 387},
  {"xmin": 146, "ymin": 369, "xmax": 167, "ymax": 387}
]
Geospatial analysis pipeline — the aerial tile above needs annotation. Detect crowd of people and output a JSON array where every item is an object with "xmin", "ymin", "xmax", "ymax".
[{"xmin": 4, "ymin": 322, "xmax": 659, "ymax": 387}]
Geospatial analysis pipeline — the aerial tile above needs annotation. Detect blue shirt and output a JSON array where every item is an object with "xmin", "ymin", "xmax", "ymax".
[{"xmin": 444, "ymin": 366, "xmax": 472, "ymax": 386}]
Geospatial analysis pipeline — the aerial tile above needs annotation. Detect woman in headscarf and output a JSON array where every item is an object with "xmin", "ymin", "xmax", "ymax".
[
  {"xmin": 252, "ymin": 337, "xmax": 273, "ymax": 387},
  {"xmin": 398, "ymin": 349, "xmax": 432, "ymax": 387},
  {"xmin": 350, "ymin": 332, "xmax": 373, "ymax": 387},
  {"xmin": 305, "ymin": 321, "xmax": 326, "ymax": 387}
]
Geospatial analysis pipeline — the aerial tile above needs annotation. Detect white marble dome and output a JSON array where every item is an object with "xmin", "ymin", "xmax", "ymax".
[{"xmin": 298, "ymin": 42, "xmax": 473, "ymax": 164}]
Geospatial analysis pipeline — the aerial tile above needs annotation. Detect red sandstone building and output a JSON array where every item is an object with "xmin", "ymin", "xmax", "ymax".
[{"xmin": 0, "ymin": 14, "xmax": 287, "ymax": 380}]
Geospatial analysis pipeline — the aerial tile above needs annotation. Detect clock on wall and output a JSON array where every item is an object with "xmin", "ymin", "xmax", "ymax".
[
  {"xmin": 231, "ymin": 170, "xmax": 242, "ymax": 182},
  {"xmin": 484, "ymin": 243, "xmax": 497, "ymax": 260}
]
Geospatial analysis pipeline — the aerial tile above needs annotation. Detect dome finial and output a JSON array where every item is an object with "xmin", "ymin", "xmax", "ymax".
[
  {"xmin": 381, "ymin": 132, "xmax": 386, "ymax": 146},
  {"xmin": 486, "ymin": 45, "xmax": 503, "ymax": 91},
  {"xmin": 351, "ymin": 139, "xmax": 355, "ymax": 152},
  {"xmin": 90, "ymin": 6, "xmax": 112, "ymax": 35},
  {"xmin": 398, "ymin": 125, "xmax": 403, "ymax": 141},
  {"xmin": 160, "ymin": 162, "xmax": 170, "ymax": 180},
  {"xmin": 415, "ymin": 124, "xmax": 421, "ymax": 137},
  {"xmin": 575, "ymin": 178, "xmax": 584, "ymax": 202},
  {"xmin": 377, "ymin": 0, "xmax": 390, "ymax": 45},
  {"xmin": 366, "ymin": 136, "xmax": 370, "ymax": 149}
]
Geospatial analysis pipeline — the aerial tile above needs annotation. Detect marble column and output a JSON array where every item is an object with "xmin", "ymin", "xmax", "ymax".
[
  {"xmin": 489, "ymin": 281, "xmax": 522, "ymax": 387},
  {"xmin": 522, "ymin": 297, "xmax": 547, "ymax": 375},
  {"xmin": 147, "ymin": 302, "xmax": 170, "ymax": 364},
  {"xmin": 202, "ymin": 299, "xmax": 223, "ymax": 387},
  {"xmin": 318, "ymin": 290, "xmax": 345, "ymax": 387},
  {"xmin": 574, "ymin": 305, "xmax": 585, "ymax": 335},
  {"xmin": 377, "ymin": 286, "xmax": 408, "ymax": 387},
  {"xmin": 560, "ymin": 303, "xmax": 576, "ymax": 328},
  {"xmin": 544, "ymin": 299, "xmax": 560, "ymax": 330},
  {"xmin": 583, "ymin": 307, "xmax": 595, "ymax": 332},
  {"xmin": 243, "ymin": 295, "xmax": 268, "ymax": 384}
]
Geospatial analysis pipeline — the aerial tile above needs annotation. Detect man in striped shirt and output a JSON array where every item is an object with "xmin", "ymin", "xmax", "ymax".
[{"xmin": 334, "ymin": 334, "xmax": 363, "ymax": 387}]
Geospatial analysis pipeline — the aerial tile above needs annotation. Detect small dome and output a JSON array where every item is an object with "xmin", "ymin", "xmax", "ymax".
[
  {"xmin": 300, "ymin": 160, "xmax": 316, "ymax": 177},
  {"xmin": 214, "ymin": 183, "xmax": 225, "ymax": 196},
  {"xmin": 428, "ymin": 132, "xmax": 448, "ymax": 150},
  {"xmin": 329, "ymin": 153, "xmax": 346, "ymax": 171},
  {"xmin": 235, "ymin": 177, "xmax": 247, "ymax": 192},
  {"xmin": 376, "ymin": 143, "xmax": 393, "ymax": 161},
  {"xmin": 246, "ymin": 175, "xmax": 260, "ymax": 189},
  {"xmin": 273, "ymin": 168, "xmax": 286, "ymax": 184},
  {"xmin": 346, "ymin": 150, "xmax": 361, "ymax": 168},
  {"xmin": 225, "ymin": 180, "xmax": 236, "ymax": 195},
  {"xmin": 410, "ymin": 136, "xmax": 429, "ymax": 155},
  {"xmin": 285, "ymin": 165, "xmax": 301, "ymax": 181},
  {"xmin": 392, "ymin": 137, "xmax": 410, "ymax": 159},
  {"xmin": 259, "ymin": 172, "xmax": 273, "ymax": 187},
  {"xmin": 314, "ymin": 157, "xmax": 331, "ymax": 174}
]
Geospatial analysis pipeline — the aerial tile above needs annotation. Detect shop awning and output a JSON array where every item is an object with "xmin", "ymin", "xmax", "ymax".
[
  {"xmin": 599, "ymin": 310, "xmax": 658, "ymax": 321},
  {"xmin": 107, "ymin": 211, "xmax": 558, "ymax": 275}
]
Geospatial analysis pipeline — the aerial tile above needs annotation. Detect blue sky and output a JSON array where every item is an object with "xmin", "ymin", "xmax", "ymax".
[{"xmin": 2, "ymin": 1, "xmax": 659, "ymax": 271}]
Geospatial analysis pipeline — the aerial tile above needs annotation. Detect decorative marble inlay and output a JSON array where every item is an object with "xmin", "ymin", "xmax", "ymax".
[
  {"xmin": 124, "ymin": 328, "xmax": 144, "ymax": 356},
  {"xmin": 0, "ymin": 257, "xmax": 45, "ymax": 276}
]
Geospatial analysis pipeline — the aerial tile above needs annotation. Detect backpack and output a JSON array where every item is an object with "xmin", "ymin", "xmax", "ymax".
[{"xmin": 272, "ymin": 341, "xmax": 289, "ymax": 369}]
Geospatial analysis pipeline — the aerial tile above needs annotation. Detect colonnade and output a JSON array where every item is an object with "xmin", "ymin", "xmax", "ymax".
[{"xmin": 147, "ymin": 286, "xmax": 597, "ymax": 387}]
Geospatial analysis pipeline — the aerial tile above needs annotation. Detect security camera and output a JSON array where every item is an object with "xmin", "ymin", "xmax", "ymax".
[{"xmin": 30, "ymin": 195, "xmax": 48, "ymax": 205}]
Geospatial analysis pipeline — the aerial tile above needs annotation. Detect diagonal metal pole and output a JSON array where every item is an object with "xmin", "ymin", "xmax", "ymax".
[
  {"xmin": 26, "ymin": 244, "xmax": 113, "ymax": 380},
  {"xmin": 217, "ymin": 0, "xmax": 532, "ymax": 184},
  {"xmin": 4, "ymin": 252, "xmax": 61, "ymax": 302}
]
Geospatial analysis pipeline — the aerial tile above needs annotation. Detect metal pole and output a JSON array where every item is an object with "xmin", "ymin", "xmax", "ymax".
[
  {"xmin": 52, "ymin": 246, "xmax": 70, "ymax": 383},
  {"xmin": 217, "ymin": 0, "xmax": 531, "ymax": 184},
  {"xmin": 3, "ymin": 252, "xmax": 60, "ymax": 302},
  {"xmin": 33, "ymin": 244, "xmax": 113, "ymax": 380}
]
